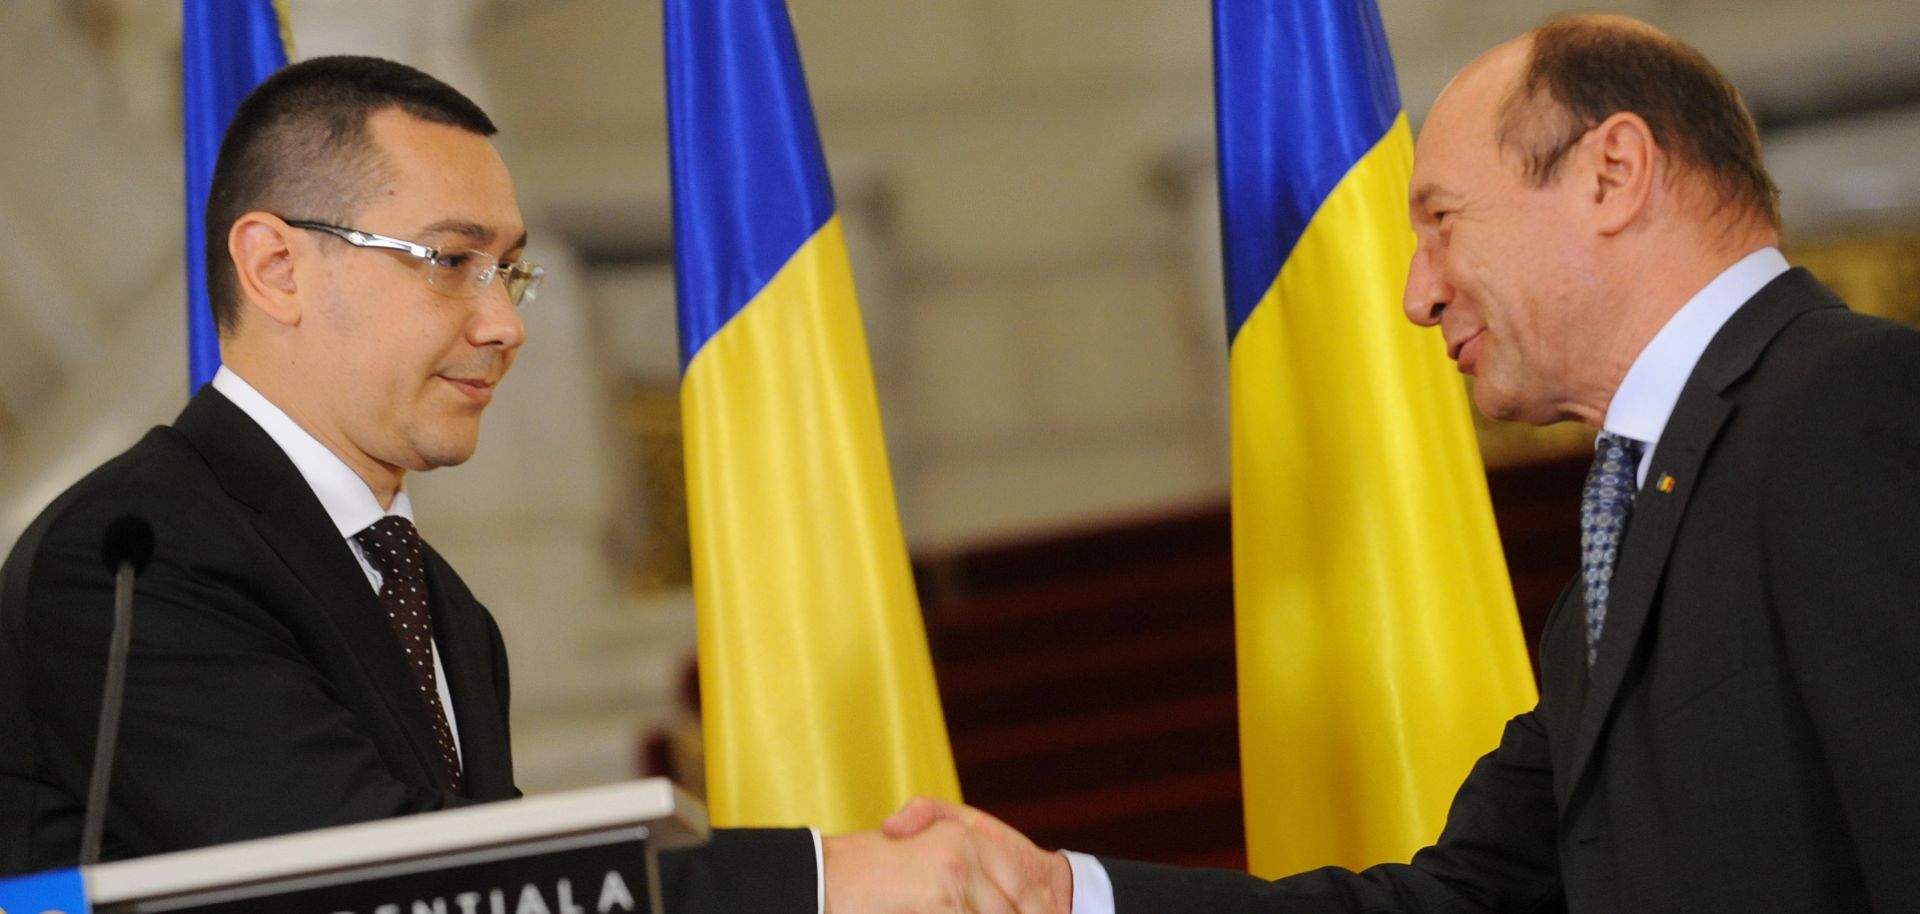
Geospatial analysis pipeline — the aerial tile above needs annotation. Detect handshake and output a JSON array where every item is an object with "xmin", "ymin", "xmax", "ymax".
[{"xmin": 822, "ymin": 798, "xmax": 1074, "ymax": 914}]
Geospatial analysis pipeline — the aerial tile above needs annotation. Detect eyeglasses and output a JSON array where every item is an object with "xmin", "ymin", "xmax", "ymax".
[{"xmin": 286, "ymin": 220, "xmax": 545, "ymax": 307}]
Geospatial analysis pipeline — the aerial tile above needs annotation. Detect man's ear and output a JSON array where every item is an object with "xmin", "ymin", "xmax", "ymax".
[
  {"xmin": 228, "ymin": 212, "xmax": 305, "ymax": 327},
  {"xmin": 1584, "ymin": 111, "xmax": 1657, "ymax": 236}
]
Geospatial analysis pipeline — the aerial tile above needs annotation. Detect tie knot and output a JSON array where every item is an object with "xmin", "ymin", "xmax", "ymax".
[
  {"xmin": 1592, "ymin": 432, "xmax": 1645, "ymax": 483},
  {"xmin": 355, "ymin": 515, "xmax": 425, "ymax": 582}
]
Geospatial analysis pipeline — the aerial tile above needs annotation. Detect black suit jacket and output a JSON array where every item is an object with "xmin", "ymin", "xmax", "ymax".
[
  {"xmin": 1102, "ymin": 269, "xmax": 1920, "ymax": 912},
  {"xmin": 0, "ymin": 389, "xmax": 814, "ymax": 911}
]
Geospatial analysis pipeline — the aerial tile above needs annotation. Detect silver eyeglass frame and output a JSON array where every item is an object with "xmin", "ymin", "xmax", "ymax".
[{"xmin": 284, "ymin": 219, "xmax": 544, "ymax": 306}]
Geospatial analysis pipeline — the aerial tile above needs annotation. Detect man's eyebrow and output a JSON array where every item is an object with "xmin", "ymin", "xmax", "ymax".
[{"xmin": 416, "ymin": 219, "xmax": 530, "ymax": 252}]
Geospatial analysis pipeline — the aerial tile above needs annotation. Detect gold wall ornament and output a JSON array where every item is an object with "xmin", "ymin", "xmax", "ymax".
[
  {"xmin": 1786, "ymin": 232, "xmax": 1920, "ymax": 326},
  {"xmin": 619, "ymin": 382, "xmax": 694, "ymax": 595}
]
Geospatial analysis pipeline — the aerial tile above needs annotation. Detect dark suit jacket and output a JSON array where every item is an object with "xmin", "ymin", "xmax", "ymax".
[
  {"xmin": 1101, "ymin": 269, "xmax": 1920, "ymax": 912},
  {"xmin": 0, "ymin": 389, "xmax": 814, "ymax": 911}
]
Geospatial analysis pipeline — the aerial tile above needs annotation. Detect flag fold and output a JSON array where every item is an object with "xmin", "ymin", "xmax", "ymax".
[
  {"xmin": 665, "ymin": 0, "xmax": 961, "ymax": 833},
  {"xmin": 1214, "ymin": 0, "xmax": 1538, "ymax": 877}
]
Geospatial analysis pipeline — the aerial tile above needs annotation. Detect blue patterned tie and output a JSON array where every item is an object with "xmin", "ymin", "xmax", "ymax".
[{"xmin": 1581, "ymin": 432, "xmax": 1644, "ymax": 667}]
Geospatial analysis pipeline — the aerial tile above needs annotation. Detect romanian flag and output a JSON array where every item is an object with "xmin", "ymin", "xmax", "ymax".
[
  {"xmin": 1213, "ymin": 0, "xmax": 1537, "ymax": 876},
  {"xmin": 664, "ymin": 0, "xmax": 961, "ymax": 832},
  {"xmin": 183, "ymin": 0, "xmax": 290, "ymax": 392}
]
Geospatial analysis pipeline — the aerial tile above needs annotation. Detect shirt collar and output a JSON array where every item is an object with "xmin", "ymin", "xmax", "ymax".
[
  {"xmin": 1604, "ymin": 246, "xmax": 1790, "ymax": 449},
  {"xmin": 211, "ymin": 366, "xmax": 414, "ymax": 539}
]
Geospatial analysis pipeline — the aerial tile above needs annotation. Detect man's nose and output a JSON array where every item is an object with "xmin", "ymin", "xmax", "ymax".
[
  {"xmin": 469, "ymin": 279, "xmax": 527, "ymax": 351},
  {"xmin": 1403, "ymin": 243, "xmax": 1450, "ymax": 327}
]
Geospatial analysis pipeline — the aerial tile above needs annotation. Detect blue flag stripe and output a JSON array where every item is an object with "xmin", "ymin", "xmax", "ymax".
[
  {"xmin": 665, "ymin": 0, "xmax": 838, "ymax": 371},
  {"xmin": 1214, "ymin": 0, "xmax": 1401, "ymax": 343},
  {"xmin": 183, "ymin": 0, "xmax": 287, "ymax": 393}
]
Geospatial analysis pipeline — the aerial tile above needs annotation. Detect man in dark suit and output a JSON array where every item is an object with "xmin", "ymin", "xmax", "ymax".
[
  {"xmin": 0, "ymin": 55, "xmax": 1020, "ymax": 914},
  {"xmin": 886, "ymin": 14, "xmax": 1920, "ymax": 913}
]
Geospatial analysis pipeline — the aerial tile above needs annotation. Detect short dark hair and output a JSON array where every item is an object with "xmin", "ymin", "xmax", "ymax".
[
  {"xmin": 204, "ymin": 55, "xmax": 497, "ymax": 334},
  {"xmin": 1497, "ymin": 15, "xmax": 1782, "ymax": 232}
]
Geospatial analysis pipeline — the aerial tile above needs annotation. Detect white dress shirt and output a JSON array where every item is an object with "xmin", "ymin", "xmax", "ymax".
[
  {"xmin": 211, "ymin": 366, "xmax": 463, "ymax": 763},
  {"xmin": 1603, "ymin": 246, "xmax": 1790, "ymax": 483},
  {"xmin": 1063, "ymin": 246, "xmax": 1791, "ymax": 914}
]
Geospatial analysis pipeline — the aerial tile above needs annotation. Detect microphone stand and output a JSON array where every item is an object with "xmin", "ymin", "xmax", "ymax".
[{"xmin": 81, "ymin": 518, "xmax": 150, "ymax": 866}]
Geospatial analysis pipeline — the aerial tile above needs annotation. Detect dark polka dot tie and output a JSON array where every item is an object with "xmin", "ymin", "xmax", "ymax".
[
  {"xmin": 1580, "ymin": 432, "xmax": 1644, "ymax": 668},
  {"xmin": 355, "ymin": 516, "xmax": 464, "ymax": 792}
]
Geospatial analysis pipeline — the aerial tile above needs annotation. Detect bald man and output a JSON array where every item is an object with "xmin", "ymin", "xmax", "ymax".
[{"xmin": 887, "ymin": 15, "xmax": 1920, "ymax": 913}]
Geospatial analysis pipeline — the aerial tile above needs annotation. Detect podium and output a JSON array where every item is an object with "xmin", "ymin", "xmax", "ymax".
[{"xmin": 1, "ymin": 779, "xmax": 707, "ymax": 914}]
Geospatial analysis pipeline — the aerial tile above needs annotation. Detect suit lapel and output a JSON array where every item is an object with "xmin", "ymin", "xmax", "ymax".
[
  {"xmin": 1562, "ymin": 268, "xmax": 1844, "ymax": 799},
  {"xmin": 1566, "ymin": 397, "xmax": 1728, "ymax": 790},
  {"xmin": 173, "ymin": 390, "xmax": 455, "ymax": 792},
  {"xmin": 423, "ymin": 545, "xmax": 515, "ymax": 799}
]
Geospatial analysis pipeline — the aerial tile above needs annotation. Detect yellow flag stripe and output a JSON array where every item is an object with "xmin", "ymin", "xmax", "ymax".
[
  {"xmin": 683, "ymin": 216, "xmax": 961, "ymax": 832},
  {"xmin": 1231, "ymin": 114, "xmax": 1537, "ymax": 875}
]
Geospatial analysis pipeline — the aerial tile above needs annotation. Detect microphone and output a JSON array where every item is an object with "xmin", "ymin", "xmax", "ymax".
[
  {"xmin": 80, "ymin": 515, "xmax": 153, "ymax": 866},
  {"xmin": 99, "ymin": 515, "xmax": 155, "ymax": 576}
]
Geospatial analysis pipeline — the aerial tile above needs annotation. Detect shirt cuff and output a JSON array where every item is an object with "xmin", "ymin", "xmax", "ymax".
[
  {"xmin": 811, "ymin": 828, "xmax": 825, "ymax": 914},
  {"xmin": 1062, "ymin": 850, "xmax": 1115, "ymax": 914}
]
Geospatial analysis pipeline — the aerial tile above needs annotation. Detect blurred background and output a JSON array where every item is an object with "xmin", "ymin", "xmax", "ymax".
[{"xmin": 1, "ymin": 0, "xmax": 1915, "ymax": 867}]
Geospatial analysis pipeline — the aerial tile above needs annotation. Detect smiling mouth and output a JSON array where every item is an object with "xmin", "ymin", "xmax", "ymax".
[
  {"xmin": 1448, "ymin": 329, "xmax": 1484, "ymax": 362},
  {"xmin": 1447, "ymin": 328, "xmax": 1488, "ymax": 375},
  {"xmin": 442, "ymin": 376, "xmax": 495, "ymax": 404}
]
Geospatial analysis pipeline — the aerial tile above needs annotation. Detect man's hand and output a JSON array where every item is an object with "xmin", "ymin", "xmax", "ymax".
[
  {"xmin": 822, "ymin": 821, "xmax": 1049, "ymax": 914},
  {"xmin": 882, "ymin": 798, "xmax": 1072, "ymax": 914}
]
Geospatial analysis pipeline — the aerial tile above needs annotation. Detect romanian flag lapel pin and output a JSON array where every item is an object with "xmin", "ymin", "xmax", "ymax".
[{"xmin": 1656, "ymin": 473, "xmax": 1676, "ymax": 494}]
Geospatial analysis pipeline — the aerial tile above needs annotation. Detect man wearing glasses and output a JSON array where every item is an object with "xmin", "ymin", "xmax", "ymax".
[{"xmin": 0, "ymin": 55, "xmax": 998, "ymax": 914}]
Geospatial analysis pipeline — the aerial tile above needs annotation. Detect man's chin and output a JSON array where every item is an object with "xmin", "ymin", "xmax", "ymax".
[
  {"xmin": 410, "ymin": 429, "xmax": 481, "ymax": 470},
  {"xmin": 419, "ymin": 446, "xmax": 478, "ymax": 470},
  {"xmin": 1470, "ymin": 385, "xmax": 1569, "ymax": 428},
  {"xmin": 1468, "ymin": 378, "xmax": 1536, "ymax": 425}
]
